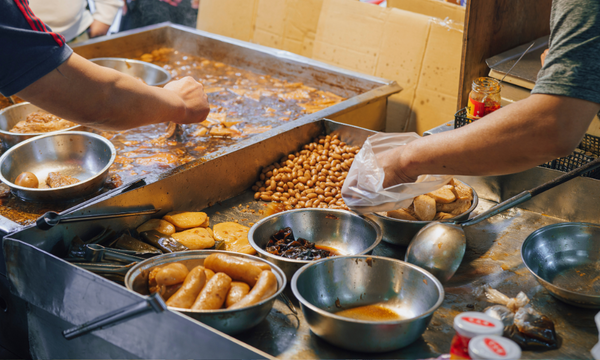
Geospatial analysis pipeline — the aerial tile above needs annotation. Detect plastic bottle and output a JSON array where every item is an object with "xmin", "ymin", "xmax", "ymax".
[
  {"xmin": 468, "ymin": 335, "xmax": 521, "ymax": 360},
  {"xmin": 450, "ymin": 312, "xmax": 504, "ymax": 360}
]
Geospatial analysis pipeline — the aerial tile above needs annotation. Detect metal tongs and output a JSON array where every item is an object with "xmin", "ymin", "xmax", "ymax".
[{"xmin": 37, "ymin": 208, "xmax": 160, "ymax": 230}]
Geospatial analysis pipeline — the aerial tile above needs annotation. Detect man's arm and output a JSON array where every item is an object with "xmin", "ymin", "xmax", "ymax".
[
  {"xmin": 89, "ymin": 0, "xmax": 123, "ymax": 37},
  {"xmin": 16, "ymin": 53, "xmax": 210, "ymax": 130},
  {"xmin": 378, "ymin": 94, "xmax": 600, "ymax": 187}
]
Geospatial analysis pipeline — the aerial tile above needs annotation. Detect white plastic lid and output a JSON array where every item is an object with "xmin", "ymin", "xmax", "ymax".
[
  {"xmin": 453, "ymin": 312, "xmax": 504, "ymax": 338},
  {"xmin": 468, "ymin": 335, "xmax": 521, "ymax": 360}
]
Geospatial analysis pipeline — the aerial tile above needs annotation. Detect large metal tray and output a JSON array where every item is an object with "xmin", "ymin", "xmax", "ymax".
[
  {"xmin": 0, "ymin": 23, "xmax": 400, "ymax": 233},
  {"xmin": 5, "ymin": 119, "xmax": 600, "ymax": 359}
]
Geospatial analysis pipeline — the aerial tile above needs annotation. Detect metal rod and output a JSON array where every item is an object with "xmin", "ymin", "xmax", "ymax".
[
  {"xmin": 499, "ymin": 41, "xmax": 536, "ymax": 84},
  {"xmin": 59, "ymin": 208, "xmax": 160, "ymax": 223}
]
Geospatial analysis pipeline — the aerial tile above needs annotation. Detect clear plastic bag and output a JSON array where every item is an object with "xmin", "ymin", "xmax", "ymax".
[
  {"xmin": 485, "ymin": 288, "xmax": 529, "ymax": 313},
  {"xmin": 341, "ymin": 132, "xmax": 452, "ymax": 213}
]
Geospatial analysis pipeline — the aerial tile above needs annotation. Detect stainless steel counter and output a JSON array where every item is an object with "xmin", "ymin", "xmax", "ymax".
[{"xmin": 4, "ymin": 119, "xmax": 600, "ymax": 358}]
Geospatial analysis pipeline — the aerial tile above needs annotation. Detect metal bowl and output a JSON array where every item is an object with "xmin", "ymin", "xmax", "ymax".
[
  {"xmin": 0, "ymin": 131, "xmax": 116, "ymax": 202},
  {"xmin": 248, "ymin": 208, "xmax": 382, "ymax": 282},
  {"xmin": 0, "ymin": 102, "xmax": 81, "ymax": 151},
  {"xmin": 291, "ymin": 255, "xmax": 444, "ymax": 352},
  {"xmin": 90, "ymin": 58, "xmax": 172, "ymax": 86},
  {"xmin": 124, "ymin": 250, "xmax": 286, "ymax": 335},
  {"xmin": 366, "ymin": 180, "xmax": 479, "ymax": 246},
  {"xmin": 521, "ymin": 222, "xmax": 600, "ymax": 308}
]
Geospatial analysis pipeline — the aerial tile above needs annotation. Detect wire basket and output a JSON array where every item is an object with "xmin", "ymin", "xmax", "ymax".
[{"xmin": 454, "ymin": 108, "xmax": 600, "ymax": 179}]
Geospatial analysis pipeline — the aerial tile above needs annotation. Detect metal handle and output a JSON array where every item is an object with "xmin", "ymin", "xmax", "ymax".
[
  {"xmin": 63, "ymin": 293, "xmax": 167, "ymax": 340},
  {"xmin": 278, "ymin": 293, "xmax": 297, "ymax": 315},
  {"xmin": 60, "ymin": 208, "xmax": 161, "ymax": 223},
  {"xmin": 85, "ymin": 244, "xmax": 145, "ymax": 264}
]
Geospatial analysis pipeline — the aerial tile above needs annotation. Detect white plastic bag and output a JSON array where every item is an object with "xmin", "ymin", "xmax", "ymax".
[{"xmin": 341, "ymin": 132, "xmax": 452, "ymax": 213}]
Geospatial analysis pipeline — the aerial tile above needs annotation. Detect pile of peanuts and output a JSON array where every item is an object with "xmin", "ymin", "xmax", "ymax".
[{"xmin": 252, "ymin": 134, "xmax": 359, "ymax": 210}]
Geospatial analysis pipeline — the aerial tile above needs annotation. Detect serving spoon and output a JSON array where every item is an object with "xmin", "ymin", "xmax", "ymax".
[{"xmin": 405, "ymin": 156, "xmax": 600, "ymax": 283}]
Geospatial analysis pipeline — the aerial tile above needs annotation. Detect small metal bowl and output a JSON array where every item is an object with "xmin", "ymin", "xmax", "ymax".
[
  {"xmin": 366, "ymin": 180, "xmax": 479, "ymax": 246},
  {"xmin": 124, "ymin": 250, "xmax": 286, "ymax": 335},
  {"xmin": 248, "ymin": 208, "xmax": 382, "ymax": 282},
  {"xmin": 291, "ymin": 255, "xmax": 444, "ymax": 352},
  {"xmin": 522, "ymin": 222, "xmax": 600, "ymax": 308},
  {"xmin": 0, "ymin": 131, "xmax": 116, "ymax": 202},
  {"xmin": 90, "ymin": 58, "xmax": 172, "ymax": 86},
  {"xmin": 0, "ymin": 102, "xmax": 80, "ymax": 150}
]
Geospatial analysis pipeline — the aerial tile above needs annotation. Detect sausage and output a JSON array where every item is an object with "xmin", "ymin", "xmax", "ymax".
[
  {"xmin": 225, "ymin": 281, "xmax": 251, "ymax": 308},
  {"xmin": 204, "ymin": 253, "xmax": 262, "ymax": 287},
  {"xmin": 166, "ymin": 266, "xmax": 207, "ymax": 309},
  {"xmin": 205, "ymin": 269, "xmax": 215, "ymax": 280},
  {"xmin": 228, "ymin": 270, "xmax": 277, "ymax": 309},
  {"xmin": 191, "ymin": 272, "xmax": 232, "ymax": 310},
  {"xmin": 155, "ymin": 263, "xmax": 189, "ymax": 287},
  {"xmin": 242, "ymin": 259, "xmax": 272, "ymax": 271},
  {"xmin": 161, "ymin": 283, "xmax": 182, "ymax": 301}
]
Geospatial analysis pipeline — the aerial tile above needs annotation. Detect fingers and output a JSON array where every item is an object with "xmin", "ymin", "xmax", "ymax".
[
  {"xmin": 164, "ymin": 76, "xmax": 210, "ymax": 124},
  {"xmin": 540, "ymin": 48, "xmax": 550, "ymax": 67}
]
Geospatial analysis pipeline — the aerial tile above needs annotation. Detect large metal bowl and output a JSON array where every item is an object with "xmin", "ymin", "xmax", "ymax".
[
  {"xmin": 291, "ymin": 255, "xmax": 444, "ymax": 352},
  {"xmin": 0, "ymin": 102, "xmax": 80, "ymax": 151},
  {"xmin": 521, "ymin": 222, "xmax": 600, "ymax": 308},
  {"xmin": 90, "ymin": 58, "xmax": 172, "ymax": 86},
  {"xmin": 124, "ymin": 250, "xmax": 286, "ymax": 335},
  {"xmin": 0, "ymin": 131, "xmax": 116, "ymax": 202},
  {"xmin": 248, "ymin": 208, "xmax": 382, "ymax": 282},
  {"xmin": 366, "ymin": 180, "xmax": 479, "ymax": 246}
]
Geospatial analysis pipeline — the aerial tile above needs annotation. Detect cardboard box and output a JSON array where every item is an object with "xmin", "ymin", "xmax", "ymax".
[
  {"xmin": 387, "ymin": 0, "xmax": 465, "ymax": 24},
  {"xmin": 196, "ymin": 0, "xmax": 259, "ymax": 42}
]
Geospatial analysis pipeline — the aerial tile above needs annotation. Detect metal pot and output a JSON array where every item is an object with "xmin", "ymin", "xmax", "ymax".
[
  {"xmin": 90, "ymin": 58, "xmax": 172, "ymax": 86},
  {"xmin": 124, "ymin": 250, "xmax": 286, "ymax": 335}
]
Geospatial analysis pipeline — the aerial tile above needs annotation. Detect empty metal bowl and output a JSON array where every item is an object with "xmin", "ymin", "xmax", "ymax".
[
  {"xmin": 522, "ymin": 222, "xmax": 600, "ymax": 308},
  {"xmin": 90, "ymin": 58, "xmax": 172, "ymax": 86},
  {"xmin": 367, "ymin": 180, "xmax": 479, "ymax": 246},
  {"xmin": 291, "ymin": 255, "xmax": 444, "ymax": 352},
  {"xmin": 0, "ymin": 131, "xmax": 116, "ymax": 202},
  {"xmin": 0, "ymin": 102, "xmax": 80, "ymax": 150},
  {"xmin": 124, "ymin": 250, "xmax": 286, "ymax": 335},
  {"xmin": 248, "ymin": 208, "xmax": 382, "ymax": 282}
]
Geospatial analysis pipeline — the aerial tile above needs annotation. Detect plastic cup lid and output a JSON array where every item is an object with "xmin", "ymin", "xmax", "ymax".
[
  {"xmin": 468, "ymin": 335, "xmax": 522, "ymax": 360},
  {"xmin": 453, "ymin": 312, "xmax": 504, "ymax": 338}
]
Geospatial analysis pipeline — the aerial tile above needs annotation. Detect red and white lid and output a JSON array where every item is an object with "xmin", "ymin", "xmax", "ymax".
[
  {"xmin": 453, "ymin": 312, "xmax": 504, "ymax": 338},
  {"xmin": 468, "ymin": 335, "xmax": 521, "ymax": 360}
]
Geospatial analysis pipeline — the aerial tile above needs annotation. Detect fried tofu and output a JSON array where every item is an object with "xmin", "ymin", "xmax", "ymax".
[
  {"xmin": 437, "ymin": 199, "xmax": 471, "ymax": 214},
  {"xmin": 413, "ymin": 195, "xmax": 436, "ymax": 221},
  {"xmin": 427, "ymin": 185, "xmax": 457, "ymax": 204},
  {"xmin": 213, "ymin": 222, "xmax": 255, "ymax": 254},
  {"xmin": 171, "ymin": 227, "xmax": 215, "ymax": 250},
  {"xmin": 451, "ymin": 178, "xmax": 473, "ymax": 201},
  {"xmin": 387, "ymin": 208, "xmax": 418, "ymax": 221},
  {"xmin": 163, "ymin": 211, "xmax": 208, "ymax": 230},
  {"xmin": 136, "ymin": 219, "xmax": 176, "ymax": 236},
  {"xmin": 434, "ymin": 212, "xmax": 455, "ymax": 220}
]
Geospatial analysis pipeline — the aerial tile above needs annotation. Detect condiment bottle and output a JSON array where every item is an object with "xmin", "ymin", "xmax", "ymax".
[
  {"xmin": 466, "ymin": 77, "xmax": 501, "ymax": 119},
  {"xmin": 450, "ymin": 312, "xmax": 504, "ymax": 360},
  {"xmin": 468, "ymin": 335, "xmax": 521, "ymax": 360}
]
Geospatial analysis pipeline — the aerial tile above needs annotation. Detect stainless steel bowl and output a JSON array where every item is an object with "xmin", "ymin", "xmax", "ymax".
[
  {"xmin": 291, "ymin": 255, "xmax": 444, "ymax": 352},
  {"xmin": 248, "ymin": 208, "xmax": 382, "ymax": 282},
  {"xmin": 0, "ymin": 102, "xmax": 80, "ymax": 151},
  {"xmin": 124, "ymin": 250, "xmax": 286, "ymax": 335},
  {"xmin": 367, "ymin": 180, "xmax": 479, "ymax": 246},
  {"xmin": 0, "ymin": 131, "xmax": 116, "ymax": 202},
  {"xmin": 521, "ymin": 222, "xmax": 600, "ymax": 308},
  {"xmin": 90, "ymin": 58, "xmax": 172, "ymax": 86}
]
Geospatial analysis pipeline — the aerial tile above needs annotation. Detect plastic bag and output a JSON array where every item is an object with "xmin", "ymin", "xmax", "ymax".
[
  {"xmin": 484, "ymin": 305, "xmax": 515, "ymax": 327},
  {"xmin": 341, "ymin": 132, "xmax": 452, "ymax": 213},
  {"xmin": 485, "ymin": 288, "xmax": 530, "ymax": 313}
]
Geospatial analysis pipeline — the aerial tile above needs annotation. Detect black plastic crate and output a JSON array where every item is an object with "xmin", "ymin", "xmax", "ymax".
[{"xmin": 454, "ymin": 107, "xmax": 600, "ymax": 180}]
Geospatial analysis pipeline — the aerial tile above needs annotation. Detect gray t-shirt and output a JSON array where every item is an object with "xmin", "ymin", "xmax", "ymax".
[{"xmin": 532, "ymin": 0, "xmax": 600, "ymax": 105}]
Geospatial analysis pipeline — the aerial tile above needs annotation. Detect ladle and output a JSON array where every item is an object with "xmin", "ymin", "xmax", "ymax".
[{"xmin": 406, "ymin": 156, "xmax": 600, "ymax": 283}]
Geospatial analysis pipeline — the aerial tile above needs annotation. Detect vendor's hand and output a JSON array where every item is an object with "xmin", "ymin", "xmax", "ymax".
[
  {"xmin": 540, "ymin": 48, "xmax": 549, "ymax": 67},
  {"xmin": 377, "ymin": 147, "xmax": 417, "ymax": 188},
  {"xmin": 164, "ymin": 76, "xmax": 210, "ymax": 124},
  {"xmin": 88, "ymin": 20, "xmax": 111, "ymax": 38}
]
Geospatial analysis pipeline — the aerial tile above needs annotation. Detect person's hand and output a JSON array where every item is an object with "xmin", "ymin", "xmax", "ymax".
[
  {"xmin": 376, "ymin": 146, "xmax": 416, "ymax": 188},
  {"xmin": 540, "ymin": 48, "xmax": 549, "ymax": 67},
  {"xmin": 88, "ymin": 20, "xmax": 111, "ymax": 38},
  {"xmin": 163, "ymin": 76, "xmax": 210, "ymax": 124}
]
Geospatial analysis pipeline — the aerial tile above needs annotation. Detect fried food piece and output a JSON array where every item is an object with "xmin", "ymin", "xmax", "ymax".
[
  {"xmin": 225, "ymin": 281, "xmax": 251, "ymax": 308},
  {"xmin": 450, "ymin": 200, "xmax": 472, "ymax": 215},
  {"xmin": 14, "ymin": 172, "xmax": 39, "ymax": 188},
  {"xmin": 166, "ymin": 266, "xmax": 207, "ymax": 309},
  {"xmin": 148, "ymin": 263, "xmax": 189, "ymax": 294},
  {"xmin": 172, "ymin": 227, "xmax": 215, "ymax": 250},
  {"xmin": 161, "ymin": 283, "xmax": 183, "ymax": 301},
  {"xmin": 137, "ymin": 219, "xmax": 176, "ymax": 236},
  {"xmin": 437, "ymin": 199, "xmax": 471, "ymax": 214},
  {"xmin": 163, "ymin": 211, "xmax": 208, "ymax": 230},
  {"xmin": 205, "ymin": 269, "xmax": 215, "ymax": 280},
  {"xmin": 9, "ymin": 110, "xmax": 76, "ymax": 133},
  {"xmin": 46, "ymin": 172, "xmax": 79, "ymax": 188},
  {"xmin": 204, "ymin": 253, "xmax": 263, "ymax": 287},
  {"xmin": 387, "ymin": 208, "xmax": 418, "ymax": 221},
  {"xmin": 451, "ymin": 179, "xmax": 473, "ymax": 201},
  {"xmin": 413, "ymin": 195, "xmax": 436, "ymax": 221},
  {"xmin": 228, "ymin": 271, "xmax": 278, "ymax": 309},
  {"xmin": 191, "ymin": 272, "xmax": 232, "ymax": 310},
  {"xmin": 213, "ymin": 222, "xmax": 255, "ymax": 254},
  {"xmin": 427, "ymin": 185, "xmax": 457, "ymax": 204},
  {"xmin": 434, "ymin": 212, "xmax": 455, "ymax": 220}
]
